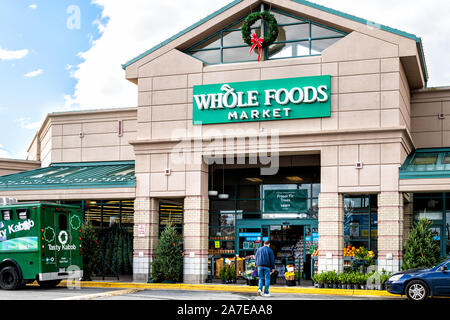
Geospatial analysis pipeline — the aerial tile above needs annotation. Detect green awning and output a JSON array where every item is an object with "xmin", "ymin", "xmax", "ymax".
[
  {"xmin": 399, "ymin": 148, "xmax": 450, "ymax": 179},
  {"xmin": 0, "ymin": 161, "xmax": 136, "ymax": 190}
]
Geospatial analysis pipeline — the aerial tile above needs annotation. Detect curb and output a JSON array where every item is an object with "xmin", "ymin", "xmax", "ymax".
[{"xmin": 37, "ymin": 281, "xmax": 399, "ymax": 298}]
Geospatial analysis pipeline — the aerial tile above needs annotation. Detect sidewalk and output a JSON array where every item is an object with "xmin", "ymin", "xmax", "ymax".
[{"xmin": 54, "ymin": 279, "xmax": 399, "ymax": 298}]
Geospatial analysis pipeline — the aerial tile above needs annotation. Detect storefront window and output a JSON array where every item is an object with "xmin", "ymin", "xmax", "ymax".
[
  {"xmin": 446, "ymin": 211, "xmax": 450, "ymax": 256},
  {"xmin": 344, "ymin": 195, "xmax": 378, "ymax": 253},
  {"xmin": 159, "ymin": 202, "xmax": 183, "ymax": 236},
  {"xmin": 209, "ymin": 165, "xmax": 320, "ymax": 259},
  {"xmin": 414, "ymin": 193, "xmax": 444, "ymax": 256}
]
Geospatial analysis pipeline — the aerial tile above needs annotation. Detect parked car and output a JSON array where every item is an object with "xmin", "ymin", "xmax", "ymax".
[{"xmin": 386, "ymin": 259, "xmax": 450, "ymax": 301}]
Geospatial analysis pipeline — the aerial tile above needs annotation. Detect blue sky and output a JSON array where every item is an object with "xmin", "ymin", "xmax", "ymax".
[
  {"xmin": 0, "ymin": 1, "xmax": 105, "ymax": 158},
  {"xmin": 0, "ymin": 0, "xmax": 449, "ymax": 160}
]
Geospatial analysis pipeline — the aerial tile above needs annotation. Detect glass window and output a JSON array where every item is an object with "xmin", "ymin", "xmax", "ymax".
[
  {"xmin": 344, "ymin": 195, "xmax": 378, "ymax": 253},
  {"xmin": 311, "ymin": 24, "xmax": 345, "ymax": 38},
  {"xmin": 184, "ymin": 9, "xmax": 346, "ymax": 65},
  {"xmin": 159, "ymin": 202, "xmax": 183, "ymax": 236},
  {"xmin": 223, "ymin": 29, "xmax": 260, "ymax": 47},
  {"xmin": 17, "ymin": 209, "xmax": 28, "ymax": 220},
  {"xmin": 268, "ymin": 41, "xmax": 309, "ymax": 59},
  {"xmin": 446, "ymin": 204, "xmax": 450, "ymax": 256},
  {"xmin": 442, "ymin": 153, "xmax": 450, "ymax": 164},
  {"xmin": 190, "ymin": 34, "xmax": 221, "ymax": 50},
  {"xmin": 413, "ymin": 194, "xmax": 443, "ymax": 221},
  {"xmin": 276, "ymin": 24, "xmax": 309, "ymax": 42},
  {"xmin": 272, "ymin": 11, "xmax": 304, "ymax": 24},
  {"xmin": 411, "ymin": 153, "xmax": 438, "ymax": 165},
  {"xmin": 190, "ymin": 50, "xmax": 221, "ymax": 64},
  {"xmin": 223, "ymin": 47, "xmax": 258, "ymax": 63},
  {"xmin": 58, "ymin": 214, "xmax": 68, "ymax": 231},
  {"xmin": 1, "ymin": 210, "xmax": 11, "ymax": 221}
]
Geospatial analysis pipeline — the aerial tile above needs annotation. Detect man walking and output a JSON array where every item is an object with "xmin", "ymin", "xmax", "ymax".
[{"xmin": 255, "ymin": 240, "xmax": 275, "ymax": 297}]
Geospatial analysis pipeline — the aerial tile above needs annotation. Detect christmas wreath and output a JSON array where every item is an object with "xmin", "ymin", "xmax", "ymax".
[{"xmin": 241, "ymin": 11, "xmax": 279, "ymax": 48}]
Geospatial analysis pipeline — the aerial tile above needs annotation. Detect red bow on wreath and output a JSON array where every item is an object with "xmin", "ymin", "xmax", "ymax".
[{"xmin": 249, "ymin": 32, "xmax": 264, "ymax": 62}]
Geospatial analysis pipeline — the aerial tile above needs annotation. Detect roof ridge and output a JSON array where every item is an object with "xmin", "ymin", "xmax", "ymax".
[{"xmin": 121, "ymin": 0, "xmax": 428, "ymax": 81}]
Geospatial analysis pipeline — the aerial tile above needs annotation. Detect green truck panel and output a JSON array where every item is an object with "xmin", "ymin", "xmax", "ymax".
[{"xmin": 0, "ymin": 202, "xmax": 83, "ymax": 283}]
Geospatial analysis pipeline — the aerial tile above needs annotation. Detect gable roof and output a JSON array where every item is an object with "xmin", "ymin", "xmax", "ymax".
[{"xmin": 122, "ymin": 0, "xmax": 428, "ymax": 83}]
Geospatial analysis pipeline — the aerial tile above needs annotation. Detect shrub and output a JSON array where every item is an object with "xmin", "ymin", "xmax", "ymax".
[{"xmin": 402, "ymin": 218, "xmax": 441, "ymax": 270}]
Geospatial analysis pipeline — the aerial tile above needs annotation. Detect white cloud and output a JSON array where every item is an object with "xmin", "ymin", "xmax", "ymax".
[
  {"xmin": 0, "ymin": 144, "xmax": 12, "ymax": 159},
  {"xmin": 15, "ymin": 117, "xmax": 42, "ymax": 130},
  {"xmin": 24, "ymin": 69, "xmax": 43, "ymax": 78},
  {"xmin": 64, "ymin": 0, "xmax": 232, "ymax": 110},
  {"xmin": 0, "ymin": 47, "xmax": 29, "ymax": 61},
  {"xmin": 64, "ymin": 0, "xmax": 450, "ymax": 111},
  {"xmin": 29, "ymin": 4, "xmax": 37, "ymax": 10}
]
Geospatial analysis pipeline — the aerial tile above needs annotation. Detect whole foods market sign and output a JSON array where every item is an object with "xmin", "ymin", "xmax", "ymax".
[{"xmin": 193, "ymin": 75, "xmax": 331, "ymax": 125}]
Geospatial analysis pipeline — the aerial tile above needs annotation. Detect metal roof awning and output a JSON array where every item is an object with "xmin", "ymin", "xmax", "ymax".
[
  {"xmin": 0, "ymin": 161, "xmax": 136, "ymax": 191},
  {"xmin": 399, "ymin": 148, "xmax": 450, "ymax": 180}
]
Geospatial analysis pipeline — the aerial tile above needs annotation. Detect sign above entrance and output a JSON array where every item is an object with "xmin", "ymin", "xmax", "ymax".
[
  {"xmin": 263, "ymin": 189, "xmax": 308, "ymax": 213},
  {"xmin": 193, "ymin": 76, "xmax": 331, "ymax": 125}
]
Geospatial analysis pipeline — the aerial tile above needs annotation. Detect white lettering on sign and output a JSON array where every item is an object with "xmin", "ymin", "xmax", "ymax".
[
  {"xmin": 194, "ymin": 83, "xmax": 329, "ymax": 111},
  {"xmin": 48, "ymin": 243, "xmax": 76, "ymax": 251},
  {"xmin": 0, "ymin": 219, "xmax": 35, "ymax": 238}
]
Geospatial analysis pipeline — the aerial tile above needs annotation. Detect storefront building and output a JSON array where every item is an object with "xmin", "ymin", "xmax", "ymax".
[{"xmin": 0, "ymin": 0, "xmax": 449, "ymax": 283}]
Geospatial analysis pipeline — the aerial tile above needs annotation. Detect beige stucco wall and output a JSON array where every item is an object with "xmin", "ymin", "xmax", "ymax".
[
  {"xmin": 0, "ymin": 159, "xmax": 41, "ymax": 176},
  {"xmin": 410, "ymin": 87, "xmax": 450, "ymax": 149},
  {"xmin": 131, "ymin": 29, "xmax": 415, "ymax": 196},
  {"xmin": 27, "ymin": 108, "xmax": 137, "ymax": 166}
]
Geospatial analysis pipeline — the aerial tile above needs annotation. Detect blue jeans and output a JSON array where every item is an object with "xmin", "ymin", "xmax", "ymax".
[{"xmin": 258, "ymin": 267, "xmax": 271, "ymax": 294}]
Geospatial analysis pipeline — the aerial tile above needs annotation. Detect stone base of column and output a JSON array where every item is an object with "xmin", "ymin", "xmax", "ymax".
[
  {"xmin": 133, "ymin": 255, "xmax": 152, "ymax": 282},
  {"xmin": 377, "ymin": 257, "xmax": 402, "ymax": 273},
  {"xmin": 183, "ymin": 256, "xmax": 208, "ymax": 284}
]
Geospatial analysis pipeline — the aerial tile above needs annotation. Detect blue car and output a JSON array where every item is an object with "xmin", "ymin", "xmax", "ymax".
[{"xmin": 386, "ymin": 259, "xmax": 450, "ymax": 301}]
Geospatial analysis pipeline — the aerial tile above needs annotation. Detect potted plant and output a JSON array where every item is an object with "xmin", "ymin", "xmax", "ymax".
[
  {"xmin": 316, "ymin": 271, "xmax": 325, "ymax": 288},
  {"xmin": 360, "ymin": 273, "xmax": 368, "ymax": 290},
  {"xmin": 312, "ymin": 274, "xmax": 319, "ymax": 288},
  {"xmin": 380, "ymin": 270, "xmax": 391, "ymax": 290},
  {"xmin": 337, "ymin": 273, "xmax": 346, "ymax": 289}
]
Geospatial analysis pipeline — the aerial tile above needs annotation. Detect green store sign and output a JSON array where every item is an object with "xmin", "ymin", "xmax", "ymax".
[
  {"xmin": 264, "ymin": 189, "xmax": 308, "ymax": 213},
  {"xmin": 193, "ymin": 75, "xmax": 331, "ymax": 125}
]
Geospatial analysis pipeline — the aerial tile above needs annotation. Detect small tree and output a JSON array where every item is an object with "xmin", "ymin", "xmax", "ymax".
[
  {"xmin": 151, "ymin": 224, "xmax": 183, "ymax": 282},
  {"xmin": 402, "ymin": 218, "xmax": 441, "ymax": 270},
  {"xmin": 81, "ymin": 221, "xmax": 100, "ymax": 280}
]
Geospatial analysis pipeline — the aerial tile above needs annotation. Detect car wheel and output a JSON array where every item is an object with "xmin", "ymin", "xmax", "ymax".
[
  {"xmin": 405, "ymin": 280, "xmax": 429, "ymax": 301},
  {"xmin": 0, "ymin": 266, "xmax": 22, "ymax": 290}
]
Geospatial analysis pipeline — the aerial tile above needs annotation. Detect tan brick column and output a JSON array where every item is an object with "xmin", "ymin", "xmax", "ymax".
[
  {"xmin": 378, "ymin": 192, "xmax": 403, "ymax": 273},
  {"xmin": 133, "ymin": 197, "xmax": 159, "ymax": 282},
  {"xmin": 183, "ymin": 195, "xmax": 209, "ymax": 284},
  {"xmin": 318, "ymin": 193, "xmax": 344, "ymax": 272}
]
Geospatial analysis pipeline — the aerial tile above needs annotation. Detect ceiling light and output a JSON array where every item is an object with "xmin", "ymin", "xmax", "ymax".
[
  {"xmin": 246, "ymin": 177, "xmax": 263, "ymax": 183},
  {"xmin": 286, "ymin": 176, "xmax": 303, "ymax": 182}
]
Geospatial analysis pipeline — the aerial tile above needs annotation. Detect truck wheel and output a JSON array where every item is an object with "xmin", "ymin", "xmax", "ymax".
[
  {"xmin": 37, "ymin": 280, "xmax": 62, "ymax": 288},
  {"xmin": 0, "ymin": 266, "xmax": 22, "ymax": 290}
]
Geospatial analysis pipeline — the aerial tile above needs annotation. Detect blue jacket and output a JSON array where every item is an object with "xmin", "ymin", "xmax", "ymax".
[{"xmin": 255, "ymin": 245, "xmax": 275, "ymax": 269}]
